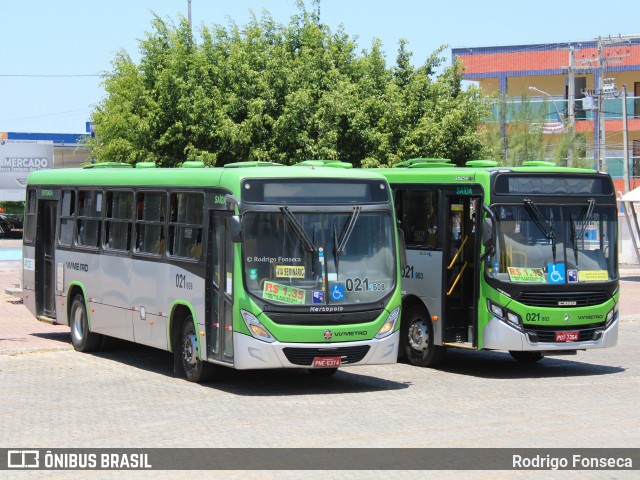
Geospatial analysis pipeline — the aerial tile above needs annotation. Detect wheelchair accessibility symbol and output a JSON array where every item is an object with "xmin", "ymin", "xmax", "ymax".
[
  {"xmin": 547, "ymin": 263, "xmax": 566, "ymax": 285},
  {"xmin": 331, "ymin": 285, "xmax": 345, "ymax": 301}
]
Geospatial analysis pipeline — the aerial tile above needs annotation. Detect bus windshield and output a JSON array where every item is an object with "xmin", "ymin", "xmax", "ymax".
[
  {"xmin": 488, "ymin": 203, "xmax": 618, "ymax": 284},
  {"xmin": 243, "ymin": 210, "xmax": 395, "ymax": 306}
]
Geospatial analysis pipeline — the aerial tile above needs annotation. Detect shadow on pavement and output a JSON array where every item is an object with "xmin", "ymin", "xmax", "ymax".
[
  {"xmin": 31, "ymin": 331, "xmax": 72, "ymax": 344},
  {"xmin": 429, "ymin": 348, "xmax": 625, "ymax": 379},
  {"xmin": 90, "ymin": 339, "xmax": 410, "ymax": 395},
  {"xmin": 621, "ymin": 275, "xmax": 640, "ymax": 282}
]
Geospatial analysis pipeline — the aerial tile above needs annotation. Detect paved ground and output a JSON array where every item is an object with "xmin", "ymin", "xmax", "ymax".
[{"xmin": 1, "ymin": 238, "xmax": 638, "ymax": 478}]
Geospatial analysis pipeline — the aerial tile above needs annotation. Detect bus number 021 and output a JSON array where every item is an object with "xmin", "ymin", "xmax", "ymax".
[
  {"xmin": 176, "ymin": 274, "xmax": 193, "ymax": 290},
  {"xmin": 402, "ymin": 265, "xmax": 423, "ymax": 279}
]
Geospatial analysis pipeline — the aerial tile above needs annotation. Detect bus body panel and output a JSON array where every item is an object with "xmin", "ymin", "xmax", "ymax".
[
  {"xmin": 232, "ymin": 331, "xmax": 399, "ymax": 370},
  {"xmin": 379, "ymin": 165, "xmax": 619, "ymax": 358},
  {"xmin": 22, "ymin": 244, "xmax": 36, "ymax": 317},
  {"xmin": 23, "ymin": 165, "xmax": 402, "ymax": 378},
  {"xmin": 403, "ymin": 249, "xmax": 444, "ymax": 344}
]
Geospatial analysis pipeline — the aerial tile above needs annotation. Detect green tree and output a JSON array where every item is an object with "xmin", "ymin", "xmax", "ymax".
[{"xmin": 88, "ymin": 2, "xmax": 489, "ymax": 167}]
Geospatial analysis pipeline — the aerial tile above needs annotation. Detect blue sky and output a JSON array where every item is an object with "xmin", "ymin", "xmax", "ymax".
[{"xmin": 1, "ymin": 0, "xmax": 637, "ymax": 134}]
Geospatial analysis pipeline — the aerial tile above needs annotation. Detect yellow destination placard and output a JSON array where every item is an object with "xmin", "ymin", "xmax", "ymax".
[
  {"xmin": 262, "ymin": 281, "xmax": 305, "ymax": 304},
  {"xmin": 507, "ymin": 267, "xmax": 545, "ymax": 283},
  {"xmin": 275, "ymin": 265, "xmax": 305, "ymax": 278},
  {"xmin": 578, "ymin": 270, "xmax": 608, "ymax": 282}
]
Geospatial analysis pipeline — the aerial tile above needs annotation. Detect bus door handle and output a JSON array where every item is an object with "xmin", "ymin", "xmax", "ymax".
[
  {"xmin": 447, "ymin": 235, "xmax": 468, "ymax": 270},
  {"xmin": 446, "ymin": 262, "xmax": 468, "ymax": 296}
]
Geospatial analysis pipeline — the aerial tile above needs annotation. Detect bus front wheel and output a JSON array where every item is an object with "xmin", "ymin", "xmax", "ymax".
[
  {"xmin": 509, "ymin": 351, "xmax": 543, "ymax": 363},
  {"xmin": 180, "ymin": 317, "xmax": 216, "ymax": 383},
  {"xmin": 69, "ymin": 294, "xmax": 102, "ymax": 352},
  {"xmin": 401, "ymin": 306, "xmax": 445, "ymax": 367}
]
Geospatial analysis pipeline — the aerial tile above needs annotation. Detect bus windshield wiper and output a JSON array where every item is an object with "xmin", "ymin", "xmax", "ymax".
[
  {"xmin": 280, "ymin": 206, "xmax": 317, "ymax": 253},
  {"xmin": 577, "ymin": 198, "xmax": 595, "ymax": 240},
  {"xmin": 570, "ymin": 212, "xmax": 579, "ymax": 266},
  {"xmin": 334, "ymin": 206, "xmax": 361, "ymax": 256},
  {"xmin": 523, "ymin": 198, "xmax": 557, "ymax": 263},
  {"xmin": 332, "ymin": 206, "xmax": 361, "ymax": 276}
]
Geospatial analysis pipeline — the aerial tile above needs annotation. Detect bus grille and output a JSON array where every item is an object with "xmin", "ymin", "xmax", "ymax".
[
  {"xmin": 517, "ymin": 291, "xmax": 610, "ymax": 308},
  {"xmin": 282, "ymin": 346, "xmax": 371, "ymax": 366},
  {"xmin": 524, "ymin": 323, "xmax": 606, "ymax": 343},
  {"xmin": 267, "ymin": 309, "xmax": 383, "ymax": 326}
]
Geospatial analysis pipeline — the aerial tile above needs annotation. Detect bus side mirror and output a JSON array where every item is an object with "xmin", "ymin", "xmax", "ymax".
[
  {"xmin": 231, "ymin": 215, "xmax": 242, "ymax": 243},
  {"xmin": 480, "ymin": 217, "xmax": 495, "ymax": 261},
  {"xmin": 482, "ymin": 217, "xmax": 493, "ymax": 247},
  {"xmin": 397, "ymin": 227, "xmax": 407, "ymax": 269}
]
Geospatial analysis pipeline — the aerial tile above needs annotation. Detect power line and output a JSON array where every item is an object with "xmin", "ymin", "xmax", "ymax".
[{"xmin": 0, "ymin": 74, "xmax": 101, "ymax": 78}]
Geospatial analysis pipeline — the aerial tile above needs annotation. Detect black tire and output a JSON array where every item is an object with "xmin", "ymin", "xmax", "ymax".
[
  {"xmin": 180, "ymin": 317, "xmax": 217, "ymax": 383},
  {"xmin": 69, "ymin": 294, "xmax": 102, "ymax": 352},
  {"xmin": 509, "ymin": 351, "xmax": 544, "ymax": 363},
  {"xmin": 401, "ymin": 305, "xmax": 446, "ymax": 367},
  {"xmin": 307, "ymin": 367, "xmax": 338, "ymax": 377}
]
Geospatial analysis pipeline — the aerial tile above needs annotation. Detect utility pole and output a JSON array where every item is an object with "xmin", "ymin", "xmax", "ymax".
[
  {"xmin": 623, "ymin": 84, "xmax": 630, "ymax": 193},
  {"xmin": 188, "ymin": 0, "xmax": 192, "ymax": 31},
  {"xmin": 567, "ymin": 47, "xmax": 575, "ymax": 166},
  {"xmin": 575, "ymin": 36, "xmax": 630, "ymax": 172}
]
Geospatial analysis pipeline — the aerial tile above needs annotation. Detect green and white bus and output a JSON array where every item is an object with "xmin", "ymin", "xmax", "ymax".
[
  {"xmin": 379, "ymin": 158, "xmax": 619, "ymax": 366},
  {"xmin": 22, "ymin": 161, "xmax": 402, "ymax": 382}
]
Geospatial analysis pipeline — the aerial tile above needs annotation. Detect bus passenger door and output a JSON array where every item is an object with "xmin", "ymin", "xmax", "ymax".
[
  {"xmin": 206, "ymin": 211, "xmax": 234, "ymax": 365},
  {"xmin": 35, "ymin": 200, "xmax": 57, "ymax": 319},
  {"xmin": 443, "ymin": 194, "xmax": 481, "ymax": 347}
]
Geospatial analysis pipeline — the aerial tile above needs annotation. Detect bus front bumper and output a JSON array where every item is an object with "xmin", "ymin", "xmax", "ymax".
[
  {"xmin": 482, "ymin": 316, "xmax": 619, "ymax": 351},
  {"xmin": 230, "ymin": 331, "xmax": 399, "ymax": 370}
]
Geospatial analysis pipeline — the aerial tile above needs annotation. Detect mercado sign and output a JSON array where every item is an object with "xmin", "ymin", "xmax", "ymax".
[{"xmin": 0, "ymin": 139, "xmax": 54, "ymax": 201}]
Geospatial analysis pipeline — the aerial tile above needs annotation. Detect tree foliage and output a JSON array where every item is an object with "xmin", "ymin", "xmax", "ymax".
[{"xmin": 89, "ymin": 2, "xmax": 489, "ymax": 167}]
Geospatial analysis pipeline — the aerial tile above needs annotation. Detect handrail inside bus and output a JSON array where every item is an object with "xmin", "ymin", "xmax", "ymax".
[
  {"xmin": 447, "ymin": 235, "xmax": 469, "ymax": 270},
  {"xmin": 446, "ymin": 262, "xmax": 468, "ymax": 296}
]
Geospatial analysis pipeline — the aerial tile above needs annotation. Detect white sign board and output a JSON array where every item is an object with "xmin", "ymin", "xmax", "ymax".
[{"xmin": 0, "ymin": 139, "xmax": 54, "ymax": 201}]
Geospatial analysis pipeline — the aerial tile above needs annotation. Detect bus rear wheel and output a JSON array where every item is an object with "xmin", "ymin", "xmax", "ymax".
[
  {"xmin": 69, "ymin": 294, "xmax": 102, "ymax": 352},
  {"xmin": 401, "ymin": 306, "xmax": 445, "ymax": 367},
  {"xmin": 180, "ymin": 317, "xmax": 216, "ymax": 383},
  {"xmin": 509, "ymin": 351, "xmax": 544, "ymax": 363}
]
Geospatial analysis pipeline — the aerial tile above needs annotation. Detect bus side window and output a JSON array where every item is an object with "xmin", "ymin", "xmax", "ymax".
[
  {"xmin": 135, "ymin": 191, "xmax": 166, "ymax": 255},
  {"xmin": 59, "ymin": 190, "xmax": 75, "ymax": 246},
  {"xmin": 169, "ymin": 192, "xmax": 203, "ymax": 260},
  {"xmin": 23, "ymin": 189, "xmax": 37, "ymax": 244},
  {"xmin": 396, "ymin": 189, "xmax": 439, "ymax": 249},
  {"xmin": 104, "ymin": 190, "xmax": 133, "ymax": 252},
  {"xmin": 76, "ymin": 190, "xmax": 102, "ymax": 249}
]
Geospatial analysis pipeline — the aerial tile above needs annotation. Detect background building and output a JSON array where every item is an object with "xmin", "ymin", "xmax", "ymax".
[
  {"xmin": 453, "ymin": 36, "xmax": 640, "ymax": 193},
  {"xmin": 0, "ymin": 132, "xmax": 89, "ymax": 201}
]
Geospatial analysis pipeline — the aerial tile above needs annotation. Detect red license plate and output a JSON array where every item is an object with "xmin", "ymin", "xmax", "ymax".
[
  {"xmin": 556, "ymin": 331, "xmax": 579, "ymax": 342},
  {"xmin": 313, "ymin": 356, "xmax": 341, "ymax": 368}
]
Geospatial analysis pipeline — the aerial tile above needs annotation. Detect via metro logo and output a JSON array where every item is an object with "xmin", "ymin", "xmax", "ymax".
[{"xmin": 7, "ymin": 450, "xmax": 40, "ymax": 469}]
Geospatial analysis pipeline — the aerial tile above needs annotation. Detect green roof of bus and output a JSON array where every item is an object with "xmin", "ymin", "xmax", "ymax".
[
  {"xmin": 377, "ymin": 165, "xmax": 599, "ymax": 184},
  {"xmin": 27, "ymin": 164, "xmax": 389, "ymax": 195}
]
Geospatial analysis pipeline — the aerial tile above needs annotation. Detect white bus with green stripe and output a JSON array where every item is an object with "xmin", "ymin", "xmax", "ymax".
[
  {"xmin": 22, "ymin": 160, "xmax": 402, "ymax": 382},
  {"xmin": 379, "ymin": 158, "xmax": 619, "ymax": 366}
]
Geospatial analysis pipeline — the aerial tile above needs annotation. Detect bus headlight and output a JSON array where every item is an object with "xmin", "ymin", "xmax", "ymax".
[
  {"xmin": 241, "ymin": 310, "xmax": 276, "ymax": 343},
  {"xmin": 488, "ymin": 300, "xmax": 523, "ymax": 332},
  {"xmin": 376, "ymin": 306, "xmax": 400, "ymax": 339},
  {"xmin": 605, "ymin": 304, "xmax": 618, "ymax": 329}
]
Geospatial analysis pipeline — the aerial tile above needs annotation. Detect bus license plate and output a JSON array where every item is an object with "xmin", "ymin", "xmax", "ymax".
[
  {"xmin": 555, "ymin": 331, "xmax": 579, "ymax": 342},
  {"xmin": 313, "ymin": 356, "xmax": 341, "ymax": 368}
]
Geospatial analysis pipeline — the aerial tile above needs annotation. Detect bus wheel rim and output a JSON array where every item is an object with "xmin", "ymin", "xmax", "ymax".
[
  {"xmin": 72, "ymin": 307, "xmax": 84, "ymax": 340},
  {"xmin": 408, "ymin": 320, "xmax": 429, "ymax": 352},
  {"xmin": 183, "ymin": 331, "xmax": 198, "ymax": 371}
]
